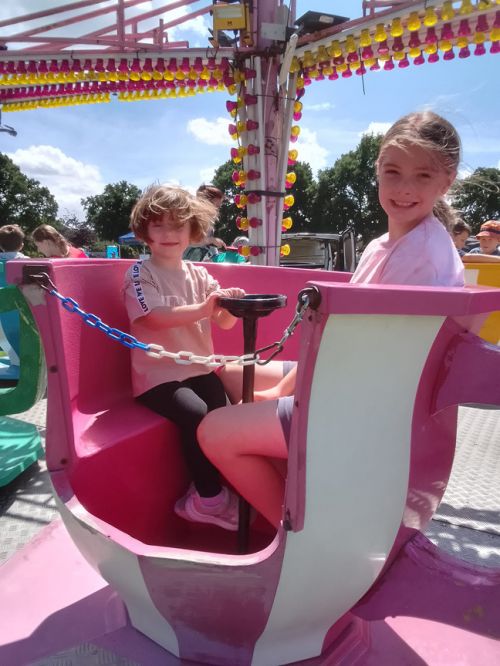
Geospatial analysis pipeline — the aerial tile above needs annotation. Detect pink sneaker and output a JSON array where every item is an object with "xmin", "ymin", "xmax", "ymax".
[{"xmin": 174, "ymin": 485, "xmax": 239, "ymax": 531}]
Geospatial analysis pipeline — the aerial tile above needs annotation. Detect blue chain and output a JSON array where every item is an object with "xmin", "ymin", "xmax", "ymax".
[{"xmin": 50, "ymin": 289, "xmax": 149, "ymax": 351}]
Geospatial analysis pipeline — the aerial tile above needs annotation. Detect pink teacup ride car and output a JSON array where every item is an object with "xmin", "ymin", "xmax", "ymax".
[{"xmin": 2, "ymin": 257, "xmax": 500, "ymax": 665}]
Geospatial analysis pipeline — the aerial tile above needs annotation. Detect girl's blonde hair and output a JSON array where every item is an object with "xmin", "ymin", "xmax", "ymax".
[
  {"xmin": 130, "ymin": 184, "xmax": 217, "ymax": 244},
  {"xmin": 378, "ymin": 111, "xmax": 461, "ymax": 229},
  {"xmin": 31, "ymin": 224, "xmax": 70, "ymax": 256}
]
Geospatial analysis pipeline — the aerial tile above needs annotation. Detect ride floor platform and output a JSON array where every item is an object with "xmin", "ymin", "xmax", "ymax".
[{"xmin": 0, "ymin": 402, "xmax": 499, "ymax": 665}]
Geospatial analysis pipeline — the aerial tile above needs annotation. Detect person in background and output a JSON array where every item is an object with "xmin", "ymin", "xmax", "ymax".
[
  {"xmin": 194, "ymin": 185, "xmax": 246, "ymax": 263},
  {"xmin": 31, "ymin": 224, "xmax": 88, "ymax": 258},
  {"xmin": 0, "ymin": 224, "xmax": 27, "ymax": 259},
  {"xmin": 450, "ymin": 219, "xmax": 471, "ymax": 256},
  {"xmin": 467, "ymin": 220, "xmax": 500, "ymax": 257}
]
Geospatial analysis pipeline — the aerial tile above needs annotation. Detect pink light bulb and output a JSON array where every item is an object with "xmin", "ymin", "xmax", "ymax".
[
  {"xmin": 180, "ymin": 58, "xmax": 190, "ymax": 73},
  {"xmin": 249, "ymin": 217, "xmax": 262, "ymax": 228},
  {"xmin": 398, "ymin": 56, "xmax": 410, "ymax": 68},
  {"xmin": 250, "ymin": 246, "xmax": 261, "ymax": 256},
  {"xmin": 476, "ymin": 15, "xmax": 489, "ymax": 33},
  {"xmin": 441, "ymin": 23, "xmax": 454, "ymax": 40},
  {"xmin": 247, "ymin": 169, "xmax": 260, "ymax": 180},
  {"xmin": 458, "ymin": 19, "xmax": 471, "ymax": 37},
  {"xmin": 428, "ymin": 52, "xmax": 439, "ymax": 63},
  {"xmin": 409, "ymin": 32, "xmax": 421, "ymax": 48},
  {"xmin": 384, "ymin": 57, "xmax": 395, "ymax": 70},
  {"xmin": 118, "ymin": 59, "xmax": 128, "ymax": 73},
  {"xmin": 244, "ymin": 93, "xmax": 257, "ymax": 105},
  {"xmin": 247, "ymin": 193, "xmax": 261, "ymax": 204},
  {"xmin": 392, "ymin": 36, "xmax": 404, "ymax": 52},
  {"xmin": 328, "ymin": 68, "xmax": 339, "ymax": 79},
  {"xmin": 443, "ymin": 49, "xmax": 455, "ymax": 61},
  {"xmin": 377, "ymin": 40, "xmax": 389, "ymax": 56},
  {"xmin": 247, "ymin": 144, "xmax": 260, "ymax": 155},
  {"xmin": 193, "ymin": 57, "xmax": 203, "ymax": 73},
  {"xmin": 414, "ymin": 54, "xmax": 425, "ymax": 65},
  {"xmin": 459, "ymin": 46, "xmax": 471, "ymax": 58},
  {"xmin": 356, "ymin": 62, "xmax": 367, "ymax": 75},
  {"xmin": 474, "ymin": 43, "xmax": 486, "ymax": 56},
  {"xmin": 425, "ymin": 27, "xmax": 437, "ymax": 45},
  {"xmin": 361, "ymin": 46, "xmax": 374, "ymax": 59}
]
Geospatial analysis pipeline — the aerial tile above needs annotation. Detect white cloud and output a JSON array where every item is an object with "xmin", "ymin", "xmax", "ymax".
[
  {"xmin": 199, "ymin": 166, "xmax": 217, "ymax": 184},
  {"xmin": 187, "ymin": 117, "xmax": 233, "ymax": 146},
  {"xmin": 361, "ymin": 122, "xmax": 391, "ymax": 137},
  {"xmin": 7, "ymin": 145, "xmax": 104, "ymax": 220},
  {"xmin": 296, "ymin": 127, "xmax": 329, "ymax": 174},
  {"xmin": 305, "ymin": 102, "xmax": 335, "ymax": 112}
]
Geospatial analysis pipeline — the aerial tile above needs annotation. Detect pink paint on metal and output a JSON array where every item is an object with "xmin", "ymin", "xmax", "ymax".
[
  {"xmin": 0, "ymin": 0, "xmax": 212, "ymax": 54},
  {"xmin": 6, "ymin": 259, "xmax": 500, "ymax": 664}
]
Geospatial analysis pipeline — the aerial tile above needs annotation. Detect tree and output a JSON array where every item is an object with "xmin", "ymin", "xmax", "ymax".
[
  {"xmin": 286, "ymin": 161, "xmax": 317, "ymax": 233},
  {"xmin": 211, "ymin": 159, "xmax": 318, "ymax": 242},
  {"xmin": 451, "ymin": 167, "xmax": 500, "ymax": 232},
  {"xmin": 82, "ymin": 181, "xmax": 141, "ymax": 241},
  {"xmin": 212, "ymin": 160, "xmax": 241, "ymax": 243},
  {"xmin": 312, "ymin": 134, "xmax": 385, "ymax": 242},
  {"xmin": 58, "ymin": 212, "xmax": 97, "ymax": 247},
  {"xmin": 0, "ymin": 153, "xmax": 58, "ymax": 232}
]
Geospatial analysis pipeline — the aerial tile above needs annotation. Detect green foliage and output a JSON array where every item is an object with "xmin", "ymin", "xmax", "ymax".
[
  {"xmin": 58, "ymin": 212, "xmax": 96, "ymax": 248},
  {"xmin": 212, "ymin": 161, "xmax": 241, "ymax": 243},
  {"xmin": 450, "ymin": 167, "xmax": 500, "ymax": 232},
  {"xmin": 82, "ymin": 181, "xmax": 141, "ymax": 241},
  {"xmin": 287, "ymin": 162, "xmax": 317, "ymax": 233},
  {"xmin": 0, "ymin": 153, "xmax": 58, "ymax": 233},
  {"xmin": 212, "ymin": 159, "xmax": 318, "ymax": 241},
  {"xmin": 312, "ymin": 133, "xmax": 385, "ymax": 241}
]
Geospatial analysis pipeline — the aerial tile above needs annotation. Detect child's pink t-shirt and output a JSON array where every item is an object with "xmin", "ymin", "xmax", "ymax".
[
  {"xmin": 350, "ymin": 215, "xmax": 464, "ymax": 287},
  {"xmin": 123, "ymin": 259, "xmax": 220, "ymax": 396}
]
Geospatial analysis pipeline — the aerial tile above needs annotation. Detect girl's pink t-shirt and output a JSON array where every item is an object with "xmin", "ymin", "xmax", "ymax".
[{"xmin": 351, "ymin": 215, "xmax": 464, "ymax": 287}]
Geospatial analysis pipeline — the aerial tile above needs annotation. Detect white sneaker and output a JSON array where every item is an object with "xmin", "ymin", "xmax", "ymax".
[{"xmin": 174, "ymin": 485, "xmax": 239, "ymax": 531}]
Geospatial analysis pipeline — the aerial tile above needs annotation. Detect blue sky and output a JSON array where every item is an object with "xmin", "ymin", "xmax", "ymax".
[{"xmin": 0, "ymin": 0, "xmax": 499, "ymax": 220}]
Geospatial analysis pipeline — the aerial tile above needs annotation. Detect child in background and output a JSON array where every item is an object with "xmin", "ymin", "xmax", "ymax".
[
  {"xmin": 32, "ymin": 224, "xmax": 87, "ymax": 258},
  {"xmin": 450, "ymin": 219, "xmax": 472, "ymax": 256},
  {"xmin": 0, "ymin": 224, "xmax": 26, "ymax": 259},
  {"xmin": 198, "ymin": 110, "xmax": 465, "ymax": 528},
  {"xmin": 467, "ymin": 220, "xmax": 500, "ymax": 257},
  {"xmin": 123, "ymin": 185, "xmax": 245, "ymax": 531}
]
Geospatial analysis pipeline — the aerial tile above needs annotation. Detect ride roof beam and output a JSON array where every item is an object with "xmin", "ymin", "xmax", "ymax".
[
  {"xmin": 0, "ymin": 0, "xmax": 146, "ymax": 40},
  {"xmin": 296, "ymin": 0, "xmax": 426, "ymax": 49},
  {"xmin": 295, "ymin": 1, "xmax": 494, "ymax": 55},
  {"xmin": 0, "ymin": 0, "xmax": 209, "ymax": 55}
]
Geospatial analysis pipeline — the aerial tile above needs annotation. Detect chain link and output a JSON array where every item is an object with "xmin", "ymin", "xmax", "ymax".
[{"xmin": 27, "ymin": 272, "xmax": 318, "ymax": 368}]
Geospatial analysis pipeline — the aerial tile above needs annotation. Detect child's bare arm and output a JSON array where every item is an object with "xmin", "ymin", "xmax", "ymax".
[{"xmin": 136, "ymin": 292, "xmax": 219, "ymax": 330}]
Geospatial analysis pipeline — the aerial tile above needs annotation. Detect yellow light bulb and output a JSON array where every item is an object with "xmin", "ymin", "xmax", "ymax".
[
  {"xmin": 407, "ymin": 12, "xmax": 421, "ymax": 31},
  {"xmin": 374, "ymin": 24, "xmax": 387, "ymax": 42},
  {"xmin": 390, "ymin": 18, "xmax": 403, "ymax": 37}
]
